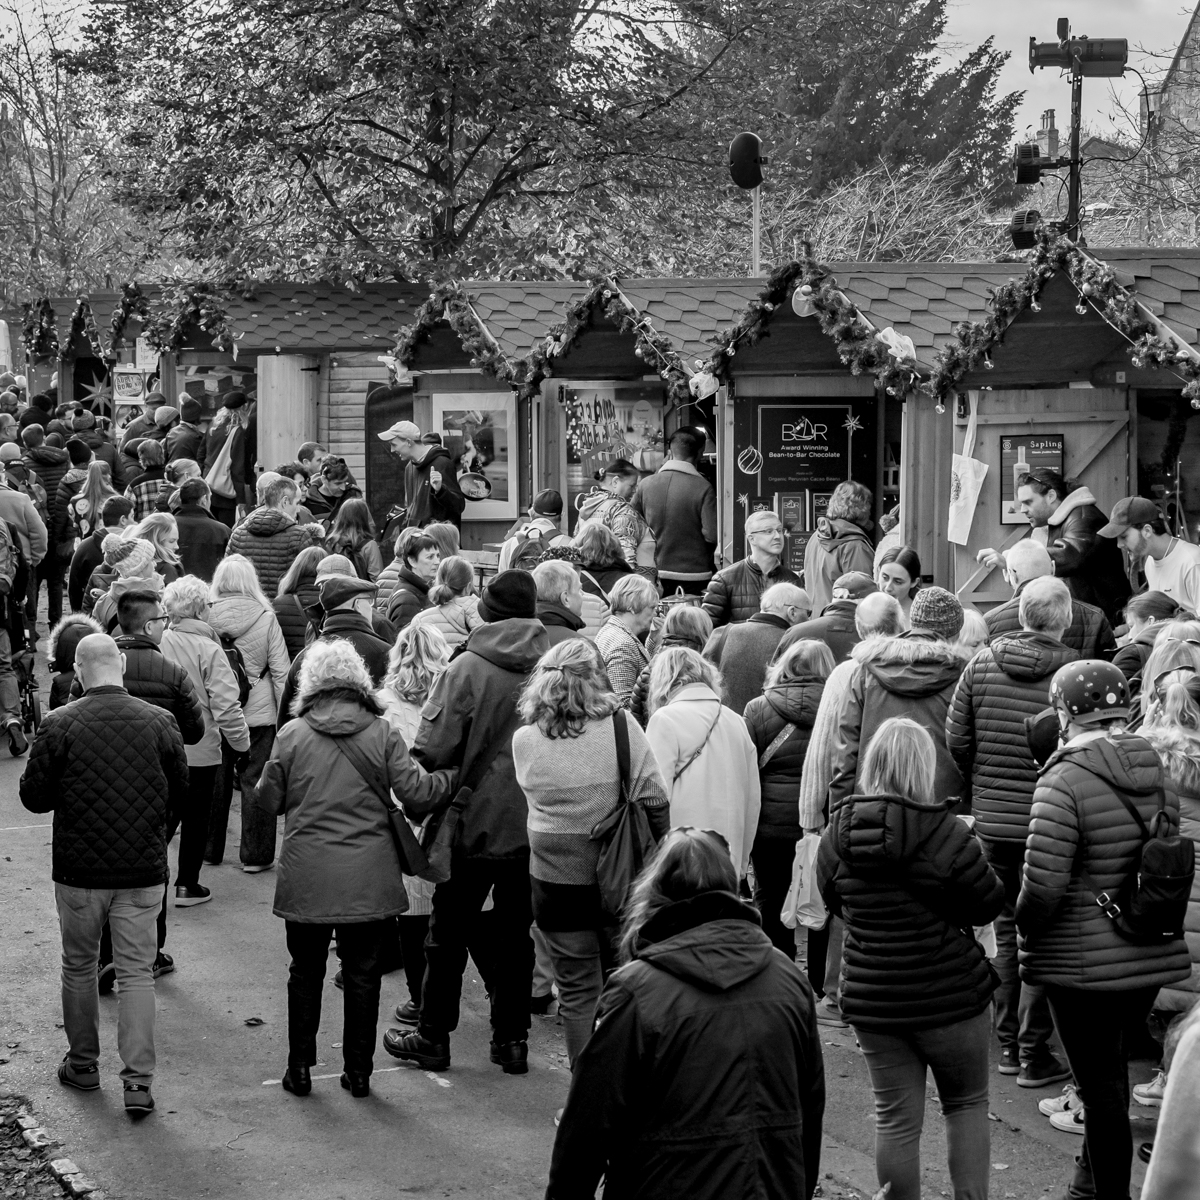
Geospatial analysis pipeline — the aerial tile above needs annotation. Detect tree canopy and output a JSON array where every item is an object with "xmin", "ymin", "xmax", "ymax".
[{"xmin": 74, "ymin": 0, "xmax": 1021, "ymax": 283}]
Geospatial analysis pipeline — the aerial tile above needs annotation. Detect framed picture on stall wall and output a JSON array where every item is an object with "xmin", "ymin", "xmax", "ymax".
[{"xmin": 432, "ymin": 392, "xmax": 519, "ymax": 521}]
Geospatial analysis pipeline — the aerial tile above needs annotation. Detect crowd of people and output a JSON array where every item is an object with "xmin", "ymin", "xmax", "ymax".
[{"xmin": 5, "ymin": 387, "xmax": 1199, "ymax": 1200}]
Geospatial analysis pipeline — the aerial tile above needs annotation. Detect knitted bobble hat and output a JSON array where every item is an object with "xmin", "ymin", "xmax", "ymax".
[
  {"xmin": 909, "ymin": 586, "xmax": 964, "ymax": 641},
  {"xmin": 102, "ymin": 535, "xmax": 157, "ymax": 578}
]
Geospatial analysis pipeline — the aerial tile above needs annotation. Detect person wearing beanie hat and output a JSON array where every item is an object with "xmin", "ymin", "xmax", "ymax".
[
  {"xmin": 21, "ymin": 419, "xmax": 72, "ymax": 625},
  {"xmin": 166, "ymin": 398, "xmax": 205, "ymax": 464},
  {"xmin": 17, "ymin": 389, "xmax": 52, "ymax": 432},
  {"xmin": 275, "ymin": 565, "xmax": 391, "ymax": 726},
  {"xmin": 379, "ymin": 417, "xmax": 465, "ymax": 532},
  {"xmin": 824, "ymin": 582, "xmax": 969, "ymax": 817},
  {"xmin": 0, "ymin": 442, "xmax": 23, "ymax": 464},
  {"xmin": 85, "ymin": 538, "xmax": 164, "ymax": 634},
  {"xmin": 497, "ymin": 490, "xmax": 572, "ymax": 572},
  {"xmin": 154, "ymin": 406, "xmax": 180, "ymax": 431},
  {"xmin": 383, "ymin": 568, "xmax": 549, "ymax": 1075},
  {"xmin": 69, "ymin": 408, "xmax": 128, "ymax": 493}
]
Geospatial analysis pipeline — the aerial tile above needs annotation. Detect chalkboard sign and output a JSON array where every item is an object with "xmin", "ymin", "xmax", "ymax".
[{"xmin": 1001, "ymin": 433, "xmax": 1064, "ymax": 524}]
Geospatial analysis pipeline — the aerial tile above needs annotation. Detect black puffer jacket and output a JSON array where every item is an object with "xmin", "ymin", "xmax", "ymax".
[
  {"xmin": 278, "ymin": 610, "xmax": 392, "ymax": 725},
  {"xmin": 107, "ymin": 634, "xmax": 205, "ymax": 745},
  {"xmin": 48, "ymin": 613, "xmax": 102, "ymax": 710},
  {"xmin": 547, "ymin": 891, "xmax": 824, "ymax": 1200},
  {"xmin": 702, "ymin": 558, "xmax": 802, "ymax": 628},
  {"xmin": 816, "ymin": 792, "xmax": 1004, "ymax": 1030},
  {"xmin": 414, "ymin": 618, "xmax": 550, "ymax": 860},
  {"xmin": 1015, "ymin": 732, "xmax": 1192, "ymax": 990},
  {"xmin": 20, "ymin": 686, "xmax": 189, "ymax": 889},
  {"xmin": 945, "ymin": 631, "xmax": 1077, "ymax": 843},
  {"xmin": 226, "ymin": 507, "xmax": 320, "ymax": 597},
  {"xmin": 1113, "ymin": 625, "xmax": 1166, "ymax": 699},
  {"xmin": 985, "ymin": 587, "xmax": 1115, "ymax": 660},
  {"xmin": 22, "ymin": 445, "xmax": 71, "ymax": 533},
  {"xmin": 744, "ymin": 678, "xmax": 824, "ymax": 842},
  {"xmin": 273, "ymin": 587, "xmax": 318, "ymax": 659},
  {"xmin": 385, "ymin": 567, "xmax": 432, "ymax": 630}
]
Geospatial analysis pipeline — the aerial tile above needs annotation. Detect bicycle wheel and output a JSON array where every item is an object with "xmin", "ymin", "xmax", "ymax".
[{"xmin": 29, "ymin": 690, "xmax": 41, "ymax": 733}]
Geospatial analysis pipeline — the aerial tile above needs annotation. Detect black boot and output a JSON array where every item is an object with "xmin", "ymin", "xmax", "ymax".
[
  {"xmin": 340, "ymin": 1071, "xmax": 369, "ymax": 1098},
  {"xmin": 281, "ymin": 1064, "xmax": 311, "ymax": 1096}
]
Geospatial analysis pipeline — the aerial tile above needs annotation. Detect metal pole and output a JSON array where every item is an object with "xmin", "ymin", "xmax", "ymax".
[
  {"xmin": 1067, "ymin": 70, "xmax": 1083, "ymax": 239},
  {"xmin": 752, "ymin": 185, "xmax": 761, "ymax": 276}
]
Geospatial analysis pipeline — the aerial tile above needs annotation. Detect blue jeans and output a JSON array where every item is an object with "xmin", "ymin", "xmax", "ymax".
[
  {"xmin": 854, "ymin": 1010, "xmax": 992, "ymax": 1200},
  {"xmin": 56, "ymin": 883, "xmax": 160, "ymax": 1086}
]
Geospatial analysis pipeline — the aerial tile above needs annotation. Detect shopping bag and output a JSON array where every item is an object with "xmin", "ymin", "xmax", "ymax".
[
  {"xmin": 781, "ymin": 832, "xmax": 826, "ymax": 931},
  {"xmin": 948, "ymin": 392, "xmax": 988, "ymax": 546}
]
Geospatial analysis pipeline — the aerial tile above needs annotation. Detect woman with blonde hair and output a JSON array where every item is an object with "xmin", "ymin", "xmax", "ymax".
[
  {"xmin": 956, "ymin": 607, "xmax": 989, "ymax": 656},
  {"xmin": 159, "ymin": 575, "xmax": 251, "ymax": 904},
  {"xmin": 594, "ymin": 574, "xmax": 658, "ymax": 707},
  {"xmin": 205, "ymin": 553, "xmax": 291, "ymax": 871},
  {"xmin": 548, "ymin": 828, "xmax": 825, "ymax": 1200},
  {"xmin": 816, "ymin": 717, "xmax": 1004, "ymax": 1200},
  {"xmin": 256, "ymin": 639, "xmax": 456, "ymax": 1099},
  {"xmin": 67, "ymin": 460, "xmax": 117, "ymax": 541},
  {"xmin": 744, "ymin": 637, "xmax": 835, "ymax": 956},
  {"xmin": 409, "ymin": 555, "xmax": 483, "ymax": 649},
  {"xmin": 373, "ymin": 622, "xmax": 452, "ymax": 1024},
  {"xmin": 130, "ymin": 511, "xmax": 183, "ymax": 584},
  {"xmin": 629, "ymin": 603, "xmax": 712, "ymax": 726},
  {"xmin": 512, "ymin": 638, "xmax": 669, "ymax": 1068},
  {"xmin": 645, "ymin": 646, "xmax": 760, "ymax": 878}
]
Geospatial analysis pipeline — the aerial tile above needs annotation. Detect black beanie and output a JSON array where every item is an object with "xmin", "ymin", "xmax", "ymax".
[
  {"xmin": 66, "ymin": 438, "xmax": 91, "ymax": 466},
  {"xmin": 478, "ymin": 570, "xmax": 537, "ymax": 623}
]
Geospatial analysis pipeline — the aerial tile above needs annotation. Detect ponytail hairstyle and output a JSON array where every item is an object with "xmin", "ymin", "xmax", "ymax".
[
  {"xmin": 428, "ymin": 555, "xmax": 476, "ymax": 607},
  {"xmin": 1144, "ymin": 635, "xmax": 1200, "ymax": 733}
]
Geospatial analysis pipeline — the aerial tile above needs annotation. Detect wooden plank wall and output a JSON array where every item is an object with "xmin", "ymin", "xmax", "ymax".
[{"xmin": 320, "ymin": 351, "xmax": 389, "ymax": 482}]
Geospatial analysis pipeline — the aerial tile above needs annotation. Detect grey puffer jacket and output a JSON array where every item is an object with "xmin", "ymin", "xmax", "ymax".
[
  {"xmin": 1015, "ymin": 731, "xmax": 1192, "ymax": 991},
  {"xmin": 256, "ymin": 678, "xmax": 456, "ymax": 923},
  {"xmin": 945, "ymin": 631, "xmax": 1078, "ymax": 843},
  {"xmin": 207, "ymin": 595, "xmax": 291, "ymax": 728}
]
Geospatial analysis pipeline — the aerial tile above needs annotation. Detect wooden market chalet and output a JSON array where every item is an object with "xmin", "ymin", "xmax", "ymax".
[{"xmin": 6, "ymin": 237, "xmax": 1200, "ymax": 609}]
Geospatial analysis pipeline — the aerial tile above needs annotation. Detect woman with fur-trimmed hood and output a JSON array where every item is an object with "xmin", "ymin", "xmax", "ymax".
[
  {"xmin": 47, "ymin": 612, "xmax": 102, "ymax": 709},
  {"xmin": 255, "ymin": 640, "xmax": 457, "ymax": 1100},
  {"xmin": 826, "ymin": 587, "xmax": 970, "ymax": 813}
]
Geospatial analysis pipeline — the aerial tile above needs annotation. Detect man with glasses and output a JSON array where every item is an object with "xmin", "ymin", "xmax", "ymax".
[
  {"xmin": 1099, "ymin": 496, "xmax": 1200, "ymax": 616},
  {"xmin": 702, "ymin": 509, "xmax": 801, "ymax": 627},
  {"xmin": 702, "ymin": 582, "xmax": 811, "ymax": 715},
  {"xmin": 79, "ymin": 591, "xmax": 205, "ymax": 981}
]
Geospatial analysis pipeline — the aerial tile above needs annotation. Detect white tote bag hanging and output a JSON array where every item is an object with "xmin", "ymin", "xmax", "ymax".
[{"xmin": 948, "ymin": 392, "xmax": 988, "ymax": 546}]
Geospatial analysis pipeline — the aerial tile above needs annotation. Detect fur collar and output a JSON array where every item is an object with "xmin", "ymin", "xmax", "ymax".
[{"xmin": 851, "ymin": 632, "xmax": 971, "ymax": 668}]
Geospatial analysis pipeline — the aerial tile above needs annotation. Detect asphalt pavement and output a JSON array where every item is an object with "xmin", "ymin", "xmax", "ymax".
[{"xmin": 0, "ymin": 665, "xmax": 1160, "ymax": 1200}]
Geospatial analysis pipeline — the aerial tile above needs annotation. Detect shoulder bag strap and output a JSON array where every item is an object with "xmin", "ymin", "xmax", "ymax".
[
  {"xmin": 613, "ymin": 708, "xmax": 631, "ymax": 802},
  {"xmin": 673, "ymin": 702, "xmax": 723, "ymax": 784},
  {"xmin": 580, "ymin": 570, "xmax": 610, "ymax": 606},
  {"xmin": 325, "ymin": 728, "xmax": 395, "ymax": 812},
  {"xmin": 758, "ymin": 722, "xmax": 798, "ymax": 769}
]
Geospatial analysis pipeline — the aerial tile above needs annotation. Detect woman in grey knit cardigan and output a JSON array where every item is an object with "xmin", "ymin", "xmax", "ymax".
[{"xmin": 512, "ymin": 638, "xmax": 670, "ymax": 1066}]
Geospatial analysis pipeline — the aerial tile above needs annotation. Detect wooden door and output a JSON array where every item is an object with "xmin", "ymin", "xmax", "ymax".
[
  {"xmin": 257, "ymin": 354, "xmax": 318, "ymax": 473},
  {"xmin": 953, "ymin": 388, "xmax": 1132, "ymax": 608}
]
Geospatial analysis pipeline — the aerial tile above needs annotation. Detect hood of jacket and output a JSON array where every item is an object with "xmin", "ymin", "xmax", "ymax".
[
  {"xmin": 319, "ymin": 610, "xmax": 378, "ymax": 640},
  {"xmin": 830, "ymin": 791, "xmax": 948, "ymax": 867},
  {"xmin": 169, "ymin": 616, "xmax": 219, "ymax": 644},
  {"xmin": 852, "ymin": 629, "xmax": 968, "ymax": 698},
  {"xmin": 816, "ymin": 516, "xmax": 872, "ymax": 549},
  {"xmin": 49, "ymin": 613, "xmax": 102, "ymax": 672},
  {"xmin": 764, "ymin": 677, "xmax": 824, "ymax": 725},
  {"xmin": 75, "ymin": 429, "xmax": 110, "ymax": 451},
  {"xmin": 25, "ymin": 445, "xmax": 69, "ymax": 469},
  {"xmin": 990, "ymin": 630, "xmax": 1077, "ymax": 682},
  {"xmin": 241, "ymin": 507, "xmax": 295, "ymax": 537},
  {"xmin": 1048, "ymin": 485, "xmax": 1097, "ymax": 528},
  {"xmin": 464, "ymin": 618, "xmax": 550, "ymax": 673},
  {"xmin": 61, "ymin": 466, "xmax": 87, "ymax": 487},
  {"xmin": 1143, "ymin": 725, "xmax": 1200, "ymax": 798},
  {"xmin": 577, "ymin": 489, "xmax": 631, "ymax": 523},
  {"xmin": 415, "ymin": 444, "xmax": 455, "ymax": 473},
  {"xmin": 106, "ymin": 574, "xmax": 164, "ymax": 603},
  {"xmin": 634, "ymin": 892, "xmax": 773, "ymax": 992},
  {"xmin": 208, "ymin": 595, "xmax": 272, "ymax": 640},
  {"xmin": 660, "ymin": 631, "xmax": 707, "ymax": 655},
  {"xmin": 1043, "ymin": 730, "xmax": 1165, "ymax": 797},
  {"xmin": 297, "ymin": 690, "xmax": 383, "ymax": 735}
]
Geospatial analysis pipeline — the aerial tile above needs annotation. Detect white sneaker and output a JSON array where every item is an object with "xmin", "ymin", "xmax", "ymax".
[
  {"xmin": 1049, "ymin": 1106, "xmax": 1086, "ymax": 1135},
  {"xmin": 1133, "ymin": 1070, "xmax": 1166, "ymax": 1107},
  {"xmin": 1039, "ymin": 1083, "xmax": 1081, "ymax": 1117}
]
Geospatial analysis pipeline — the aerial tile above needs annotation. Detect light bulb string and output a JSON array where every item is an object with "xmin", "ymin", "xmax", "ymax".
[{"xmin": 1072, "ymin": 285, "xmax": 1197, "ymax": 390}]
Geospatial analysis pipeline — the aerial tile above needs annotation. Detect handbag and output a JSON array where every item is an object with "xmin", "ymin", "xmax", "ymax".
[
  {"xmin": 328, "ymin": 732, "xmax": 429, "ymax": 877},
  {"xmin": 781, "ymin": 832, "xmax": 825, "ymax": 931},
  {"xmin": 418, "ymin": 711, "xmax": 522, "ymax": 884},
  {"xmin": 590, "ymin": 709, "xmax": 657, "ymax": 920},
  {"xmin": 205, "ymin": 428, "xmax": 237, "ymax": 499}
]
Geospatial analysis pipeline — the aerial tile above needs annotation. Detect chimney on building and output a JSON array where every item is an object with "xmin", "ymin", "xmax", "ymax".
[{"xmin": 1037, "ymin": 110, "xmax": 1059, "ymax": 161}]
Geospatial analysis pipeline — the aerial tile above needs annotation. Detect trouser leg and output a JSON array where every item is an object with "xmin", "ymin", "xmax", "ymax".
[
  {"xmin": 538, "ymin": 928, "xmax": 604, "ymax": 1067},
  {"xmin": 55, "ymin": 884, "xmax": 107, "ymax": 1069},
  {"xmin": 806, "ymin": 921, "xmax": 830, "ymax": 996},
  {"xmin": 107, "ymin": 885, "xmax": 161, "ymax": 1086},
  {"xmin": 0, "ymin": 628, "xmax": 21, "ymax": 724},
  {"xmin": 176, "ymin": 763, "xmax": 218, "ymax": 888},
  {"xmin": 532, "ymin": 926, "xmax": 556, "ymax": 997},
  {"xmin": 751, "ymin": 835, "xmax": 799, "ymax": 959},
  {"xmin": 854, "ymin": 1024, "xmax": 928, "ymax": 1200},
  {"xmin": 285, "ymin": 922, "xmax": 332, "ymax": 1067},
  {"xmin": 337, "ymin": 921, "xmax": 387, "ymax": 1077},
  {"xmin": 485, "ymin": 860, "xmax": 535, "ymax": 1044},
  {"xmin": 206, "ymin": 743, "xmax": 235, "ymax": 864},
  {"xmin": 237, "ymin": 726, "xmax": 278, "ymax": 867},
  {"xmin": 399, "ymin": 914, "xmax": 429, "ymax": 1004}
]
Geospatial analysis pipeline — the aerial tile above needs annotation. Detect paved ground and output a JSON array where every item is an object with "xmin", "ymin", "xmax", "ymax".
[{"xmin": 0, "ymin": 658, "xmax": 1160, "ymax": 1199}]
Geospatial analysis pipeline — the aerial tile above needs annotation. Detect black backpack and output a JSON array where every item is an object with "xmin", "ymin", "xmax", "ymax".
[
  {"xmin": 218, "ymin": 632, "xmax": 253, "ymax": 707},
  {"xmin": 1079, "ymin": 781, "xmax": 1195, "ymax": 945}
]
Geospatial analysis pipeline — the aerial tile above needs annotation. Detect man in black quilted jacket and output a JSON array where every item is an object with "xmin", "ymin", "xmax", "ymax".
[
  {"xmin": 946, "ymin": 576, "xmax": 1077, "ymax": 1087},
  {"xmin": 21, "ymin": 633, "xmax": 188, "ymax": 1113}
]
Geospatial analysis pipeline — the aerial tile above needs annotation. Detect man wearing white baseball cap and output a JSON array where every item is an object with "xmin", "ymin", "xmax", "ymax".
[{"xmin": 378, "ymin": 420, "xmax": 465, "ymax": 530}]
